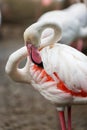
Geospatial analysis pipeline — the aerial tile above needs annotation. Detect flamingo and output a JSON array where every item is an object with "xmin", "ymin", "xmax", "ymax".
[
  {"xmin": 38, "ymin": 3, "xmax": 87, "ymax": 51},
  {"xmin": 41, "ymin": 0, "xmax": 52, "ymax": 6},
  {"xmin": 5, "ymin": 21, "xmax": 87, "ymax": 130}
]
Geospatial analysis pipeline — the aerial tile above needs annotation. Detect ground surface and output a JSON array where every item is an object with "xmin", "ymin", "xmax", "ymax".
[{"xmin": 0, "ymin": 30, "xmax": 87, "ymax": 130}]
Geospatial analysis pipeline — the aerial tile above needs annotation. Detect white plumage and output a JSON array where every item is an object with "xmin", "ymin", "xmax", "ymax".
[
  {"xmin": 38, "ymin": 3, "xmax": 87, "ymax": 49},
  {"xmin": 5, "ymin": 43, "xmax": 87, "ymax": 104},
  {"xmin": 28, "ymin": 43, "xmax": 87, "ymax": 105},
  {"xmin": 40, "ymin": 44, "xmax": 87, "ymax": 89}
]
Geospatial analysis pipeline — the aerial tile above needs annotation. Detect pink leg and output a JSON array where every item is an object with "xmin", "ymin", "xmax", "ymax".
[
  {"xmin": 71, "ymin": 39, "xmax": 83, "ymax": 51},
  {"xmin": 59, "ymin": 111, "xmax": 67, "ymax": 130},
  {"xmin": 67, "ymin": 106, "xmax": 72, "ymax": 130}
]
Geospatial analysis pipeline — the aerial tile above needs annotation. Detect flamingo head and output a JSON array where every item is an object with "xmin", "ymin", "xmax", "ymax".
[
  {"xmin": 24, "ymin": 22, "xmax": 62, "ymax": 67},
  {"xmin": 24, "ymin": 23, "xmax": 43, "ymax": 67},
  {"xmin": 24, "ymin": 23, "xmax": 41, "ymax": 48}
]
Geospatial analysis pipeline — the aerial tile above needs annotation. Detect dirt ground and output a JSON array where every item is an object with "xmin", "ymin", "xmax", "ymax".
[{"xmin": 0, "ymin": 25, "xmax": 87, "ymax": 130}]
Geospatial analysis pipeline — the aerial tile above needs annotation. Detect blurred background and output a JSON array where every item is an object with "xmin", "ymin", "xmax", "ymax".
[{"xmin": 0, "ymin": 0, "xmax": 87, "ymax": 130}]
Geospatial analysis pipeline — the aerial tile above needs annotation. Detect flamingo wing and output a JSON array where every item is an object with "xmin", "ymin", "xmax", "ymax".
[
  {"xmin": 40, "ymin": 44, "xmax": 87, "ymax": 94},
  {"xmin": 29, "ymin": 44, "xmax": 87, "ymax": 104}
]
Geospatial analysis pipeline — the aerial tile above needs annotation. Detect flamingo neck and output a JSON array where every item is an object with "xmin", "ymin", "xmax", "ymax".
[
  {"xmin": 5, "ymin": 46, "xmax": 32, "ymax": 83},
  {"xmin": 24, "ymin": 21, "xmax": 62, "ymax": 49},
  {"xmin": 36, "ymin": 21, "xmax": 62, "ymax": 48}
]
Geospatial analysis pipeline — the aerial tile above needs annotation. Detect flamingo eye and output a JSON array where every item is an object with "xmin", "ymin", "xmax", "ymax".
[{"xmin": 26, "ymin": 39, "xmax": 32, "ymax": 46}]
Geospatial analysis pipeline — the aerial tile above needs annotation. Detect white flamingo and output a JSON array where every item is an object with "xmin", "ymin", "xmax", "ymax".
[
  {"xmin": 5, "ymin": 21, "xmax": 87, "ymax": 130},
  {"xmin": 38, "ymin": 3, "xmax": 87, "ymax": 51}
]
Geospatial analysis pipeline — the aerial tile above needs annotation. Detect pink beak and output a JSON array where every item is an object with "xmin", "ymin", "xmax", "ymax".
[{"xmin": 26, "ymin": 43, "xmax": 42, "ymax": 65}]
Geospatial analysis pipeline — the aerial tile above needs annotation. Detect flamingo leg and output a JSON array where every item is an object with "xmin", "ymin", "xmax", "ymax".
[
  {"xmin": 59, "ymin": 111, "xmax": 67, "ymax": 130},
  {"xmin": 71, "ymin": 39, "xmax": 83, "ymax": 51},
  {"xmin": 67, "ymin": 106, "xmax": 72, "ymax": 130}
]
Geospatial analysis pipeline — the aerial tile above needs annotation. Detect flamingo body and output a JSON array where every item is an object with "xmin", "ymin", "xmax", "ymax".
[
  {"xmin": 6, "ymin": 44, "xmax": 87, "ymax": 105},
  {"xmin": 5, "ymin": 44, "xmax": 87, "ymax": 130},
  {"xmin": 27, "ymin": 43, "xmax": 87, "ymax": 106}
]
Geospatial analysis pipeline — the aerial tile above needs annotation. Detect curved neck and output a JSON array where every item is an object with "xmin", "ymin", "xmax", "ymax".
[
  {"xmin": 36, "ymin": 21, "xmax": 62, "ymax": 48},
  {"xmin": 27, "ymin": 21, "xmax": 62, "ymax": 49},
  {"xmin": 5, "ymin": 46, "xmax": 31, "ymax": 83}
]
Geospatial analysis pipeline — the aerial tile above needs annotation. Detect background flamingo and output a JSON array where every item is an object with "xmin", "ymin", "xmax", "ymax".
[
  {"xmin": 5, "ymin": 21, "xmax": 87, "ymax": 130},
  {"xmin": 38, "ymin": 3, "xmax": 87, "ymax": 51}
]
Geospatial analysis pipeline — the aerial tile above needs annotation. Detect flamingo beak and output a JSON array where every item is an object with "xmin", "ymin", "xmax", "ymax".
[{"xmin": 26, "ymin": 42, "xmax": 42, "ymax": 65}]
